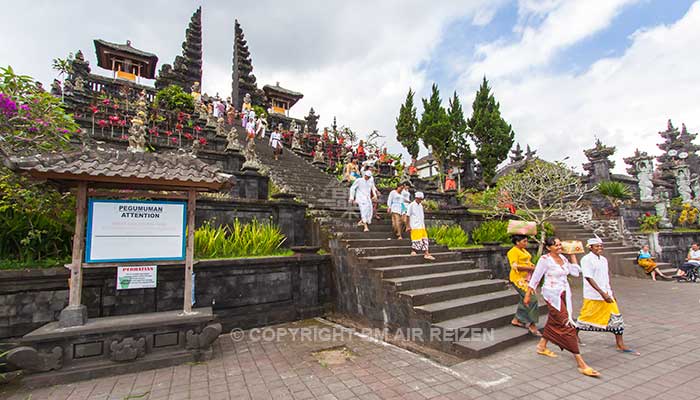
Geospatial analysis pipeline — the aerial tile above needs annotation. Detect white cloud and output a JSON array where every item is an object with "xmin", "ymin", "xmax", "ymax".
[{"xmin": 457, "ymin": 1, "xmax": 700, "ymax": 174}]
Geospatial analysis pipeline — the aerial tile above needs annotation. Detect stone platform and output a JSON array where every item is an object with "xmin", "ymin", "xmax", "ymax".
[{"xmin": 7, "ymin": 307, "xmax": 221, "ymax": 388}]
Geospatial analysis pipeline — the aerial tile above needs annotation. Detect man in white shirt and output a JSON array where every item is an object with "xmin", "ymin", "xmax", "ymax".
[
  {"xmin": 406, "ymin": 192, "xmax": 434, "ymax": 260},
  {"xmin": 576, "ymin": 237, "xmax": 639, "ymax": 355},
  {"xmin": 349, "ymin": 170, "xmax": 376, "ymax": 232},
  {"xmin": 386, "ymin": 183, "xmax": 407, "ymax": 239},
  {"xmin": 674, "ymin": 242, "xmax": 700, "ymax": 279}
]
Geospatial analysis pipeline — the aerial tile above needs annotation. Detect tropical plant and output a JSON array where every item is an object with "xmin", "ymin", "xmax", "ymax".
[
  {"xmin": 677, "ymin": 203, "xmax": 699, "ymax": 227},
  {"xmin": 253, "ymin": 105, "xmax": 267, "ymax": 119},
  {"xmin": 638, "ymin": 212, "xmax": 660, "ymax": 232},
  {"xmin": 467, "ymin": 77, "xmax": 514, "ymax": 184},
  {"xmin": 194, "ymin": 219, "xmax": 288, "ymax": 259},
  {"xmin": 428, "ymin": 225, "xmax": 469, "ymax": 248},
  {"xmin": 596, "ymin": 180, "xmax": 632, "ymax": 208},
  {"xmin": 471, "ymin": 220, "xmax": 510, "ymax": 245},
  {"xmin": 0, "ymin": 65, "xmax": 79, "ymax": 154},
  {"xmin": 51, "ymin": 53, "xmax": 73, "ymax": 102},
  {"xmin": 459, "ymin": 188, "xmax": 498, "ymax": 209},
  {"xmin": 154, "ymin": 85, "xmax": 194, "ymax": 113}
]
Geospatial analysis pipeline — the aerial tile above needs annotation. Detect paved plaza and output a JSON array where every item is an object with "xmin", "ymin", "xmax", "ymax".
[{"xmin": 3, "ymin": 276, "xmax": 700, "ymax": 400}]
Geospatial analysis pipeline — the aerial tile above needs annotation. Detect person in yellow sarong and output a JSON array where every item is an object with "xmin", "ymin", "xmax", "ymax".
[
  {"xmin": 637, "ymin": 245, "xmax": 670, "ymax": 281},
  {"xmin": 576, "ymin": 237, "xmax": 640, "ymax": 355},
  {"xmin": 506, "ymin": 235, "xmax": 540, "ymax": 336},
  {"xmin": 406, "ymin": 192, "xmax": 435, "ymax": 260}
]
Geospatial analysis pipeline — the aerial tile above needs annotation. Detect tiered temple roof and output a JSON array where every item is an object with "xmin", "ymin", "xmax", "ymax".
[
  {"xmin": 155, "ymin": 7, "xmax": 203, "ymax": 92},
  {"xmin": 231, "ymin": 20, "xmax": 264, "ymax": 109},
  {"xmin": 93, "ymin": 39, "xmax": 159, "ymax": 79}
]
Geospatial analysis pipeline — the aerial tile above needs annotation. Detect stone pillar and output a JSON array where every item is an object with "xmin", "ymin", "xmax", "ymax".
[{"xmin": 583, "ymin": 138, "xmax": 616, "ymax": 184}]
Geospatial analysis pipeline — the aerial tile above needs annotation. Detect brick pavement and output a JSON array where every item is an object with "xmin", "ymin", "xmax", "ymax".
[{"xmin": 3, "ymin": 276, "xmax": 700, "ymax": 400}]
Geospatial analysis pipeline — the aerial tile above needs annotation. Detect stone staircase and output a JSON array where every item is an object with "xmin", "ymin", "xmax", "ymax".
[
  {"xmin": 550, "ymin": 218, "xmax": 676, "ymax": 278},
  {"xmin": 328, "ymin": 212, "xmax": 547, "ymax": 359},
  {"xmin": 231, "ymin": 125, "xmax": 347, "ymax": 209},
  {"xmin": 231, "ymin": 124, "xmax": 547, "ymax": 358}
]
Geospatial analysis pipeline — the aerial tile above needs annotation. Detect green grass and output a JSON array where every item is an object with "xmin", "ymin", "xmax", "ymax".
[
  {"xmin": 672, "ymin": 228, "xmax": 700, "ymax": 232},
  {"xmin": 199, "ymin": 250, "xmax": 294, "ymax": 260},
  {"xmin": 449, "ymin": 244, "xmax": 485, "ymax": 250}
]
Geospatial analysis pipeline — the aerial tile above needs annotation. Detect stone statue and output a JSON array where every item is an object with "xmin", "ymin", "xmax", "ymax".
[
  {"xmin": 216, "ymin": 117, "xmax": 225, "ymax": 136},
  {"xmin": 50, "ymin": 79, "xmax": 62, "ymax": 97},
  {"xmin": 190, "ymin": 139, "xmax": 201, "ymax": 157},
  {"xmin": 290, "ymin": 120, "xmax": 298, "ymax": 136},
  {"xmin": 312, "ymin": 141, "xmax": 325, "ymax": 163},
  {"xmin": 399, "ymin": 161, "xmax": 413, "ymax": 186},
  {"xmin": 291, "ymin": 126, "xmax": 303, "ymax": 151},
  {"xmin": 242, "ymin": 133, "xmax": 261, "ymax": 170},
  {"xmin": 242, "ymin": 93, "xmax": 252, "ymax": 112},
  {"xmin": 636, "ymin": 158, "xmax": 654, "ymax": 201},
  {"xmin": 674, "ymin": 165, "xmax": 692, "ymax": 203},
  {"xmin": 127, "ymin": 90, "xmax": 148, "ymax": 153},
  {"xmin": 655, "ymin": 191, "xmax": 673, "ymax": 229},
  {"xmin": 692, "ymin": 175, "xmax": 700, "ymax": 204},
  {"xmin": 226, "ymin": 127, "xmax": 242, "ymax": 152},
  {"xmin": 73, "ymin": 76, "xmax": 85, "ymax": 92},
  {"xmin": 198, "ymin": 102, "xmax": 208, "ymax": 120},
  {"xmin": 191, "ymin": 81, "xmax": 201, "ymax": 103}
]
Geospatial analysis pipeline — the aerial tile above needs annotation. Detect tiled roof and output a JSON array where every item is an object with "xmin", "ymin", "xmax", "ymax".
[
  {"xmin": 4, "ymin": 148, "xmax": 232, "ymax": 190},
  {"xmin": 94, "ymin": 39, "xmax": 158, "ymax": 59},
  {"xmin": 262, "ymin": 83, "xmax": 304, "ymax": 99}
]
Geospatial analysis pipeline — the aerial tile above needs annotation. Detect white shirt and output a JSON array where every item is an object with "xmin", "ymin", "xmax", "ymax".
[
  {"xmin": 349, "ymin": 178, "xmax": 375, "ymax": 203},
  {"xmin": 529, "ymin": 253, "xmax": 581, "ymax": 320},
  {"xmin": 688, "ymin": 248, "xmax": 700, "ymax": 265},
  {"xmin": 387, "ymin": 190, "xmax": 404, "ymax": 214},
  {"xmin": 407, "ymin": 201, "xmax": 425, "ymax": 230},
  {"xmin": 581, "ymin": 252, "xmax": 612, "ymax": 301},
  {"xmin": 269, "ymin": 131, "xmax": 282, "ymax": 148}
]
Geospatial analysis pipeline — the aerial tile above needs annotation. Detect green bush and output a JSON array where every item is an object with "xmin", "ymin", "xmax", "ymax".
[
  {"xmin": 596, "ymin": 181, "xmax": 632, "ymax": 200},
  {"xmin": 253, "ymin": 105, "xmax": 267, "ymax": 119},
  {"xmin": 194, "ymin": 219, "xmax": 288, "ymax": 259},
  {"xmin": 154, "ymin": 85, "xmax": 194, "ymax": 113},
  {"xmin": 428, "ymin": 225, "xmax": 469, "ymax": 248},
  {"xmin": 422, "ymin": 199, "xmax": 439, "ymax": 211},
  {"xmin": 0, "ymin": 167, "xmax": 74, "ymax": 264},
  {"xmin": 459, "ymin": 188, "xmax": 498, "ymax": 209},
  {"xmin": 471, "ymin": 220, "xmax": 510, "ymax": 245}
]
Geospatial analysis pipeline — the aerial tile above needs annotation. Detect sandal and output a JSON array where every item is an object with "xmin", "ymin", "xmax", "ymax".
[
  {"xmin": 617, "ymin": 348, "xmax": 641, "ymax": 356},
  {"xmin": 511, "ymin": 321, "xmax": 526, "ymax": 329},
  {"xmin": 528, "ymin": 327, "xmax": 543, "ymax": 337},
  {"xmin": 536, "ymin": 348, "xmax": 557, "ymax": 358},
  {"xmin": 424, "ymin": 255, "xmax": 436, "ymax": 260},
  {"xmin": 578, "ymin": 367, "xmax": 601, "ymax": 377}
]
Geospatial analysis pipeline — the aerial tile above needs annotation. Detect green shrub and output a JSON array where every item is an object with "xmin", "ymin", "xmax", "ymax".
[
  {"xmin": 154, "ymin": 85, "xmax": 194, "ymax": 113},
  {"xmin": 194, "ymin": 219, "xmax": 288, "ymax": 259},
  {"xmin": 422, "ymin": 199, "xmax": 439, "ymax": 211},
  {"xmin": 428, "ymin": 225, "xmax": 469, "ymax": 248},
  {"xmin": 471, "ymin": 220, "xmax": 510, "ymax": 245},
  {"xmin": 459, "ymin": 188, "xmax": 498, "ymax": 209},
  {"xmin": 253, "ymin": 105, "xmax": 268, "ymax": 119}
]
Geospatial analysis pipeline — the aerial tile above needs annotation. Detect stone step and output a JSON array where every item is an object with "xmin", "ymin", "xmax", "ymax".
[
  {"xmin": 385, "ymin": 270, "xmax": 490, "ymax": 291},
  {"xmin": 374, "ymin": 260, "xmax": 475, "ymax": 279},
  {"xmin": 414, "ymin": 290, "xmax": 520, "ymax": 323},
  {"xmin": 360, "ymin": 252, "xmax": 462, "ymax": 268},
  {"xmin": 337, "ymin": 231, "xmax": 396, "ymax": 240},
  {"xmin": 452, "ymin": 325, "xmax": 535, "ymax": 359},
  {"xmin": 353, "ymin": 245, "xmax": 449, "ymax": 257},
  {"xmin": 433, "ymin": 303, "xmax": 548, "ymax": 334},
  {"xmin": 399, "ymin": 279, "xmax": 506, "ymax": 306},
  {"xmin": 342, "ymin": 238, "xmax": 414, "ymax": 247},
  {"xmin": 334, "ymin": 224, "xmax": 395, "ymax": 233}
]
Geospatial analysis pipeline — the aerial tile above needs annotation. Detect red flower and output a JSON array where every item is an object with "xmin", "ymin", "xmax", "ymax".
[
  {"xmin": 184, "ymin": 133, "xmax": 193, "ymax": 140},
  {"xmin": 90, "ymin": 105, "xmax": 98, "ymax": 114},
  {"xmin": 149, "ymin": 128, "xmax": 158, "ymax": 136},
  {"xmin": 194, "ymin": 125, "xmax": 202, "ymax": 132},
  {"xmin": 165, "ymin": 130, "xmax": 173, "ymax": 137},
  {"xmin": 97, "ymin": 119, "xmax": 108, "ymax": 128},
  {"xmin": 102, "ymin": 98, "xmax": 110, "ymax": 105},
  {"xmin": 171, "ymin": 137, "xmax": 178, "ymax": 144},
  {"xmin": 645, "ymin": 212, "xmax": 651, "ymax": 217},
  {"xmin": 118, "ymin": 119, "xmax": 127, "ymax": 127},
  {"xmin": 177, "ymin": 112, "xmax": 185, "ymax": 122},
  {"xmin": 198, "ymin": 138, "xmax": 207, "ymax": 145},
  {"xmin": 119, "ymin": 134, "xmax": 128, "ymax": 140},
  {"xmin": 175, "ymin": 123, "xmax": 183, "ymax": 131}
]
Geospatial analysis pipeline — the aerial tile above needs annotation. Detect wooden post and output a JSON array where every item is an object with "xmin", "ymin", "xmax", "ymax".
[
  {"xmin": 59, "ymin": 182, "xmax": 89, "ymax": 327},
  {"xmin": 69, "ymin": 182, "xmax": 88, "ymax": 307},
  {"xmin": 183, "ymin": 189, "xmax": 196, "ymax": 313}
]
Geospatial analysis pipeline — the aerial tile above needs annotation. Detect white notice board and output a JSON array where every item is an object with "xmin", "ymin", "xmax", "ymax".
[{"xmin": 85, "ymin": 200, "xmax": 186, "ymax": 263}]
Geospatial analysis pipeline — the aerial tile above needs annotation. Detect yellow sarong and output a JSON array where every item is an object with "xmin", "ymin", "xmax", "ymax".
[
  {"xmin": 410, "ymin": 228, "xmax": 428, "ymax": 241},
  {"xmin": 577, "ymin": 299, "xmax": 624, "ymax": 335}
]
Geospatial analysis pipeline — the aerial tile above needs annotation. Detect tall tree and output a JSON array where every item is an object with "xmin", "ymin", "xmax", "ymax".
[
  {"xmin": 418, "ymin": 83, "xmax": 452, "ymax": 191},
  {"xmin": 447, "ymin": 91, "xmax": 469, "ymax": 190},
  {"xmin": 395, "ymin": 88, "xmax": 419, "ymax": 159},
  {"xmin": 467, "ymin": 77, "xmax": 515, "ymax": 184}
]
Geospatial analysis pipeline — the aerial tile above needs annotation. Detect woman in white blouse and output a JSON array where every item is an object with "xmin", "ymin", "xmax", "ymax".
[{"xmin": 525, "ymin": 237, "xmax": 601, "ymax": 378}]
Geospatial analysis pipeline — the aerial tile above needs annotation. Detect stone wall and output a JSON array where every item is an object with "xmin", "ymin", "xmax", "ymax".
[
  {"xmin": 0, "ymin": 255, "xmax": 332, "ymax": 339},
  {"xmin": 655, "ymin": 232, "xmax": 700, "ymax": 268},
  {"xmin": 197, "ymin": 198, "xmax": 307, "ymax": 246}
]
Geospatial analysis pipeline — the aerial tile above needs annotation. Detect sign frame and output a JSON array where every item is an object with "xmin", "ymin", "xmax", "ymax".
[{"xmin": 85, "ymin": 199, "xmax": 187, "ymax": 263}]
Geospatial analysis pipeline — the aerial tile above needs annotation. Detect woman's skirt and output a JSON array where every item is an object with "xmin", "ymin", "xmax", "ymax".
[
  {"xmin": 513, "ymin": 286, "xmax": 538, "ymax": 325},
  {"xmin": 410, "ymin": 228, "xmax": 429, "ymax": 252},
  {"xmin": 543, "ymin": 292, "xmax": 579, "ymax": 354},
  {"xmin": 637, "ymin": 258, "xmax": 657, "ymax": 273},
  {"xmin": 576, "ymin": 299, "xmax": 624, "ymax": 335}
]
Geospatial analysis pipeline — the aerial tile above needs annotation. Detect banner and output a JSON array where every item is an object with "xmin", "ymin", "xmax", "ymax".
[
  {"xmin": 86, "ymin": 200, "xmax": 186, "ymax": 263},
  {"xmin": 117, "ymin": 265, "xmax": 157, "ymax": 289}
]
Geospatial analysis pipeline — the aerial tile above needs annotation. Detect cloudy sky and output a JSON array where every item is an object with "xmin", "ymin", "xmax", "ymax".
[{"xmin": 2, "ymin": 0, "xmax": 699, "ymax": 173}]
